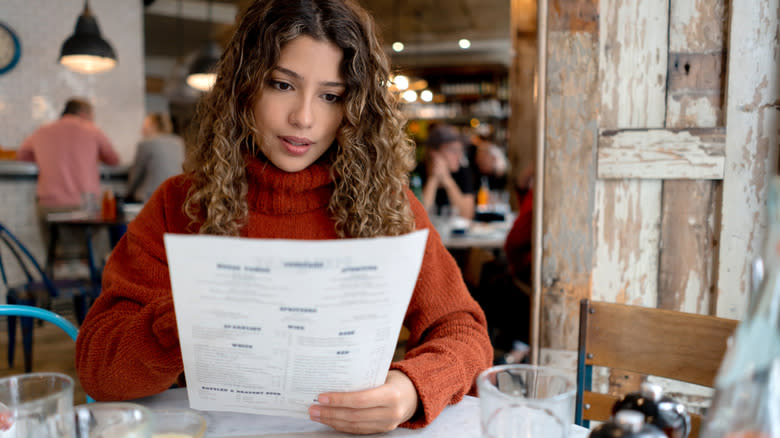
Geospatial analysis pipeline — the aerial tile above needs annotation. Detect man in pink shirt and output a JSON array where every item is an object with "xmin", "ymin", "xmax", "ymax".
[{"xmin": 17, "ymin": 98, "xmax": 119, "ymax": 210}]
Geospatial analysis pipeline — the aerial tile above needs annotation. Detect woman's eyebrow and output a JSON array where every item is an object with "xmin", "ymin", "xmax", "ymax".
[{"xmin": 274, "ymin": 66, "xmax": 346, "ymax": 88}]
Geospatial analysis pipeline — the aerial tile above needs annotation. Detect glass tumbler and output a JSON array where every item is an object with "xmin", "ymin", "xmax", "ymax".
[
  {"xmin": 150, "ymin": 408, "xmax": 207, "ymax": 438},
  {"xmin": 0, "ymin": 372, "xmax": 75, "ymax": 438},
  {"xmin": 74, "ymin": 402, "xmax": 153, "ymax": 438},
  {"xmin": 477, "ymin": 364, "xmax": 576, "ymax": 438}
]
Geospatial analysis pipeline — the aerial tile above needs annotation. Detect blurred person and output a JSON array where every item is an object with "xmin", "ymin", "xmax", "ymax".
[
  {"xmin": 467, "ymin": 124, "xmax": 508, "ymax": 192},
  {"xmin": 125, "ymin": 113, "xmax": 185, "ymax": 203},
  {"xmin": 416, "ymin": 124, "xmax": 475, "ymax": 219},
  {"xmin": 16, "ymin": 98, "xmax": 119, "ymax": 245}
]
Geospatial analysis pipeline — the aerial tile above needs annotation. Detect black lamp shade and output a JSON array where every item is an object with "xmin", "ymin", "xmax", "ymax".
[
  {"xmin": 186, "ymin": 41, "xmax": 221, "ymax": 91},
  {"xmin": 59, "ymin": 5, "xmax": 117, "ymax": 74}
]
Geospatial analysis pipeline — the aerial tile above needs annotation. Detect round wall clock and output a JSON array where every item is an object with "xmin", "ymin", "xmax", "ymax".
[{"xmin": 0, "ymin": 22, "xmax": 21, "ymax": 75}]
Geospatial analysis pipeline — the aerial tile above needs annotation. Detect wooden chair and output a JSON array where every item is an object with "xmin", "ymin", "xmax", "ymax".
[{"xmin": 575, "ymin": 299, "xmax": 738, "ymax": 437}]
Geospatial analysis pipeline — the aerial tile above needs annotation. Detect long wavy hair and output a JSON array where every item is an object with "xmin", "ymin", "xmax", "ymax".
[{"xmin": 183, "ymin": 0, "xmax": 416, "ymax": 238}]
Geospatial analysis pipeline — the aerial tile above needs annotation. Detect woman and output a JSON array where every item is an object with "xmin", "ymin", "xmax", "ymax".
[{"xmin": 76, "ymin": 0, "xmax": 492, "ymax": 434}]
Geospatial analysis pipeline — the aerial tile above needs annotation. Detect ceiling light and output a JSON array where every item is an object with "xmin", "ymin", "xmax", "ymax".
[
  {"xmin": 458, "ymin": 38, "xmax": 471, "ymax": 49},
  {"xmin": 187, "ymin": 41, "xmax": 221, "ymax": 91},
  {"xmin": 420, "ymin": 90, "xmax": 433, "ymax": 102},
  {"xmin": 59, "ymin": 1, "xmax": 117, "ymax": 74},
  {"xmin": 392, "ymin": 41, "xmax": 405, "ymax": 52},
  {"xmin": 186, "ymin": 0, "xmax": 221, "ymax": 92},
  {"xmin": 401, "ymin": 90, "xmax": 417, "ymax": 103}
]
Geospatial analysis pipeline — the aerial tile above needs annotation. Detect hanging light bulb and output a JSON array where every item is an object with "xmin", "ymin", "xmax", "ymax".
[
  {"xmin": 59, "ymin": 0, "xmax": 117, "ymax": 74},
  {"xmin": 186, "ymin": 0, "xmax": 220, "ymax": 91},
  {"xmin": 186, "ymin": 41, "xmax": 220, "ymax": 91}
]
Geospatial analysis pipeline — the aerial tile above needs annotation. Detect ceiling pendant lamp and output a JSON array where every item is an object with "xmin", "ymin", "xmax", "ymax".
[
  {"xmin": 59, "ymin": 0, "xmax": 117, "ymax": 74},
  {"xmin": 186, "ymin": 0, "xmax": 220, "ymax": 92}
]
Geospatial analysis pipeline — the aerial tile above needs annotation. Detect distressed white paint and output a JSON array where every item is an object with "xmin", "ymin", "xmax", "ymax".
[
  {"xmin": 682, "ymin": 270, "xmax": 705, "ymax": 314},
  {"xmin": 593, "ymin": 180, "xmax": 662, "ymax": 307},
  {"xmin": 598, "ymin": 129, "xmax": 725, "ymax": 179},
  {"xmin": 669, "ymin": 0, "xmax": 725, "ymax": 52},
  {"xmin": 594, "ymin": 0, "xmax": 669, "ymax": 307},
  {"xmin": 599, "ymin": 0, "xmax": 668, "ymax": 129},
  {"xmin": 538, "ymin": 348, "xmax": 577, "ymax": 375},
  {"xmin": 667, "ymin": 96, "xmax": 720, "ymax": 128},
  {"xmin": 716, "ymin": 0, "xmax": 779, "ymax": 319}
]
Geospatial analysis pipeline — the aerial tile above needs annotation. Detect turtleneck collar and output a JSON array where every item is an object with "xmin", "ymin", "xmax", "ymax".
[{"xmin": 245, "ymin": 156, "xmax": 334, "ymax": 215}]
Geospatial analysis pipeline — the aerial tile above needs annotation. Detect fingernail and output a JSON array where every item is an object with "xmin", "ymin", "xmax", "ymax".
[
  {"xmin": 318, "ymin": 395, "xmax": 329, "ymax": 404},
  {"xmin": 309, "ymin": 406, "xmax": 321, "ymax": 420}
]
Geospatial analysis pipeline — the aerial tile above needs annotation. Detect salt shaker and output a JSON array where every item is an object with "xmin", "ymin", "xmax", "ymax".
[
  {"xmin": 589, "ymin": 410, "xmax": 667, "ymax": 438},
  {"xmin": 612, "ymin": 382, "xmax": 691, "ymax": 438}
]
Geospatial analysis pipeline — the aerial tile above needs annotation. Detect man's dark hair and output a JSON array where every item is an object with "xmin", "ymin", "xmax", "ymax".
[{"xmin": 62, "ymin": 98, "xmax": 93, "ymax": 117}]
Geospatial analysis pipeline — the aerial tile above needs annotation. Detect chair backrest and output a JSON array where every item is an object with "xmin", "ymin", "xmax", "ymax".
[
  {"xmin": 575, "ymin": 299, "xmax": 738, "ymax": 437},
  {"xmin": 0, "ymin": 304, "xmax": 93, "ymax": 403},
  {"xmin": 0, "ymin": 223, "xmax": 59, "ymax": 298}
]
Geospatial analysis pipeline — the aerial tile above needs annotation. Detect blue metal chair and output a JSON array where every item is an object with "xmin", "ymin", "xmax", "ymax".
[
  {"xmin": 0, "ymin": 222, "xmax": 93, "ymax": 372},
  {"xmin": 0, "ymin": 304, "xmax": 94, "ymax": 403}
]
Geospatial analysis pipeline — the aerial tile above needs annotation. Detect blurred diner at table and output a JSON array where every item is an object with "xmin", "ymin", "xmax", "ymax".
[
  {"xmin": 15, "ymin": 98, "xmax": 120, "ymax": 244},
  {"xmin": 416, "ymin": 123, "xmax": 476, "ymax": 220},
  {"xmin": 125, "ymin": 112, "xmax": 185, "ymax": 203}
]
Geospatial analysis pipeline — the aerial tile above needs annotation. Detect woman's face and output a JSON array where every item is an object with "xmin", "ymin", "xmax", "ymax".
[{"xmin": 252, "ymin": 35, "xmax": 346, "ymax": 173}]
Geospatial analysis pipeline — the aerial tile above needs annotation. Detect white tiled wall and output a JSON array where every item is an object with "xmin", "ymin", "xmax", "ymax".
[{"xmin": 0, "ymin": 0, "xmax": 145, "ymax": 163}]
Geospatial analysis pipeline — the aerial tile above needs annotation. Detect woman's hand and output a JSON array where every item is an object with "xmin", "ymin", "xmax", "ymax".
[{"xmin": 308, "ymin": 370, "xmax": 419, "ymax": 434}]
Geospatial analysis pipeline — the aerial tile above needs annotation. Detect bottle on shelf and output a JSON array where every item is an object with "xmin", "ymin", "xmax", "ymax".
[{"xmin": 700, "ymin": 176, "xmax": 780, "ymax": 438}]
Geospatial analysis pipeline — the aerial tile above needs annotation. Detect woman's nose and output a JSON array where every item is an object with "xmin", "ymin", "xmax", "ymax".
[{"xmin": 289, "ymin": 97, "xmax": 314, "ymax": 129}]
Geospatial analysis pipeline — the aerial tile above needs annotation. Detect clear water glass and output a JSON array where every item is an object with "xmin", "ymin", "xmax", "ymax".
[
  {"xmin": 0, "ymin": 372, "xmax": 75, "ymax": 438},
  {"xmin": 150, "ymin": 408, "xmax": 207, "ymax": 438},
  {"xmin": 74, "ymin": 402, "xmax": 153, "ymax": 438},
  {"xmin": 477, "ymin": 364, "xmax": 576, "ymax": 438}
]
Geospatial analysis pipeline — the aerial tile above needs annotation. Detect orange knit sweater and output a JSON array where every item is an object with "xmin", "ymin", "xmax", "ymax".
[{"xmin": 75, "ymin": 158, "xmax": 493, "ymax": 428}]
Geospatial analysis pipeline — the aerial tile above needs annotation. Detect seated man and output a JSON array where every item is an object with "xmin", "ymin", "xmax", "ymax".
[{"xmin": 416, "ymin": 124, "xmax": 475, "ymax": 220}]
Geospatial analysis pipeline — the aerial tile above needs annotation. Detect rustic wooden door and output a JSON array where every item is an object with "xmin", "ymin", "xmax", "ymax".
[{"xmin": 534, "ymin": 0, "xmax": 778, "ymax": 370}]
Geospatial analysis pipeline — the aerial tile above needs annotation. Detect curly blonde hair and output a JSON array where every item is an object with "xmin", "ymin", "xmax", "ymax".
[{"xmin": 183, "ymin": 0, "xmax": 416, "ymax": 238}]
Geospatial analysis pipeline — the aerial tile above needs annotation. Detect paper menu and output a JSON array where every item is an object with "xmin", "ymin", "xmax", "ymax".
[{"xmin": 163, "ymin": 229, "xmax": 429, "ymax": 418}]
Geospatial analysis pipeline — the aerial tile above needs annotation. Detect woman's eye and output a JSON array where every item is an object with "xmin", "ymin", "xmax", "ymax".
[
  {"xmin": 323, "ymin": 93, "xmax": 342, "ymax": 103},
  {"xmin": 271, "ymin": 80, "xmax": 292, "ymax": 91}
]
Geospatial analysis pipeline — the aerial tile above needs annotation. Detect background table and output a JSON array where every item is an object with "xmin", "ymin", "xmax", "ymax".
[{"xmin": 135, "ymin": 388, "xmax": 589, "ymax": 438}]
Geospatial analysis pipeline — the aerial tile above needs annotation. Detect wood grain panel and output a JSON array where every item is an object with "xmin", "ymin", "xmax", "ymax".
[
  {"xmin": 584, "ymin": 301, "xmax": 738, "ymax": 386},
  {"xmin": 659, "ymin": 0, "xmax": 727, "ymax": 315},
  {"xmin": 593, "ymin": 0, "xmax": 668, "ymax": 310},
  {"xmin": 597, "ymin": 128, "xmax": 725, "ymax": 179},
  {"xmin": 658, "ymin": 180, "xmax": 718, "ymax": 313},
  {"xmin": 541, "ymin": 30, "xmax": 600, "ymax": 351},
  {"xmin": 716, "ymin": 0, "xmax": 779, "ymax": 319},
  {"xmin": 548, "ymin": 0, "xmax": 598, "ymax": 32}
]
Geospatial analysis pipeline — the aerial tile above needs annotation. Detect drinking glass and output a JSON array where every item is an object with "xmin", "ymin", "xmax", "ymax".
[
  {"xmin": 0, "ymin": 372, "xmax": 75, "ymax": 438},
  {"xmin": 150, "ymin": 408, "xmax": 207, "ymax": 438},
  {"xmin": 73, "ymin": 402, "xmax": 153, "ymax": 438},
  {"xmin": 477, "ymin": 364, "xmax": 576, "ymax": 438}
]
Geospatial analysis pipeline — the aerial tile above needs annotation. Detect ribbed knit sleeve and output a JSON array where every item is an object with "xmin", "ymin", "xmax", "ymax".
[
  {"xmin": 76, "ymin": 176, "xmax": 191, "ymax": 400},
  {"xmin": 390, "ymin": 190, "xmax": 493, "ymax": 428}
]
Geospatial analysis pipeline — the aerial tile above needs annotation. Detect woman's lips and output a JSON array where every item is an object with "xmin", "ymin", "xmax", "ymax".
[{"xmin": 280, "ymin": 136, "xmax": 313, "ymax": 156}]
